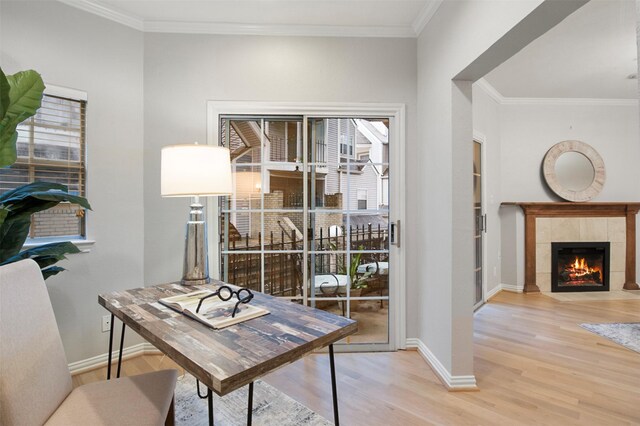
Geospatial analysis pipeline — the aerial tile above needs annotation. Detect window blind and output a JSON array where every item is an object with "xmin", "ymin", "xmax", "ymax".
[{"xmin": 0, "ymin": 94, "xmax": 87, "ymax": 238}]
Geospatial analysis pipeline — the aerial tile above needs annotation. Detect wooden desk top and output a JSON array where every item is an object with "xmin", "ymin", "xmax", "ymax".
[{"xmin": 99, "ymin": 281, "xmax": 357, "ymax": 395}]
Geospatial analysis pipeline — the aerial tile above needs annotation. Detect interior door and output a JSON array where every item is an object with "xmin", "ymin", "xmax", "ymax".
[{"xmin": 473, "ymin": 140, "xmax": 485, "ymax": 308}]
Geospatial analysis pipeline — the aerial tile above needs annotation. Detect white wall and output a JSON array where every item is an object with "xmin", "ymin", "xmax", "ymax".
[
  {"xmin": 0, "ymin": 1, "xmax": 145, "ymax": 363},
  {"xmin": 142, "ymin": 34, "xmax": 418, "ymax": 333},
  {"xmin": 472, "ymin": 85, "xmax": 503, "ymax": 296},
  {"xmin": 501, "ymin": 103, "xmax": 640, "ymax": 202},
  {"xmin": 499, "ymin": 101, "xmax": 640, "ymax": 287},
  {"xmin": 415, "ymin": 0, "xmax": 546, "ymax": 378}
]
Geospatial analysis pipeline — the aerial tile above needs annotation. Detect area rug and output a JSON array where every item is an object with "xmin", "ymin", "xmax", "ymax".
[
  {"xmin": 580, "ymin": 323, "xmax": 640, "ymax": 353},
  {"xmin": 174, "ymin": 374, "xmax": 332, "ymax": 426}
]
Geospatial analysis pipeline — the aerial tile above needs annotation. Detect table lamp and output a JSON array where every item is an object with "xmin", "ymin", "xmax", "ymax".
[{"xmin": 161, "ymin": 143, "xmax": 232, "ymax": 285}]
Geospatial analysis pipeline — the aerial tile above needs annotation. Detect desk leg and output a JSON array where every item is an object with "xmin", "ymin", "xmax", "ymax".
[
  {"xmin": 329, "ymin": 344, "xmax": 340, "ymax": 426},
  {"xmin": 208, "ymin": 388, "xmax": 214, "ymax": 426},
  {"xmin": 117, "ymin": 323, "xmax": 126, "ymax": 378},
  {"xmin": 107, "ymin": 313, "xmax": 114, "ymax": 380},
  {"xmin": 247, "ymin": 381, "xmax": 254, "ymax": 426}
]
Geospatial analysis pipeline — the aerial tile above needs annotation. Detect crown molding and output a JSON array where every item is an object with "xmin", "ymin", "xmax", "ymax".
[
  {"xmin": 475, "ymin": 78, "xmax": 504, "ymax": 104},
  {"xmin": 57, "ymin": 0, "xmax": 418, "ymax": 38},
  {"xmin": 58, "ymin": 0, "xmax": 143, "ymax": 31},
  {"xmin": 476, "ymin": 78, "xmax": 639, "ymax": 107},
  {"xmin": 144, "ymin": 21, "xmax": 416, "ymax": 38},
  {"xmin": 412, "ymin": 0, "xmax": 444, "ymax": 36},
  {"xmin": 501, "ymin": 97, "xmax": 639, "ymax": 107}
]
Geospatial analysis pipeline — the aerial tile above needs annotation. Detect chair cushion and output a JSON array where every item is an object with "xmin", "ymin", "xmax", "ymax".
[
  {"xmin": 45, "ymin": 370, "xmax": 178, "ymax": 426},
  {"xmin": 0, "ymin": 259, "xmax": 73, "ymax": 426}
]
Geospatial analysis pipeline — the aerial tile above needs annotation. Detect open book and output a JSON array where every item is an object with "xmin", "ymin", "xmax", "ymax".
[{"xmin": 159, "ymin": 290, "xmax": 269, "ymax": 330}]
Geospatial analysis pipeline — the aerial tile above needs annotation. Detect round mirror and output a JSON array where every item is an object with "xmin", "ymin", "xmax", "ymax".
[
  {"xmin": 554, "ymin": 151, "xmax": 594, "ymax": 191},
  {"xmin": 542, "ymin": 140, "xmax": 605, "ymax": 202}
]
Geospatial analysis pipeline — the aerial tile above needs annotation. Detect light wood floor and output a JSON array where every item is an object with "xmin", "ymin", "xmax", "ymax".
[{"xmin": 73, "ymin": 292, "xmax": 640, "ymax": 425}]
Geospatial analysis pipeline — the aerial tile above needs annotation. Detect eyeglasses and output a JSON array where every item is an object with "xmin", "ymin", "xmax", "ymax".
[{"xmin": 195, "ymin": 285, "xmax": 254, "ymax": 318}]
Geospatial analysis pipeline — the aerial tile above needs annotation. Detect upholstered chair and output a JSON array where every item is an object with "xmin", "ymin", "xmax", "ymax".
[{"xmin": 0, "ymin": 259, "xmax": 178, "ymax": 425}]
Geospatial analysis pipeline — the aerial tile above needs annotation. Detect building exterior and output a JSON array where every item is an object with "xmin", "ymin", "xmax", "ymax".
[{"xmin": 223, "ymin": 117, "xmax": 389, "ymax": 241}]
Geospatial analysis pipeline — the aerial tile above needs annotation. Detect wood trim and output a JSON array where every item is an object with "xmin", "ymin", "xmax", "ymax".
[
  {"xmin": 501, "ymin": 202, "xmax": 640, "ymax": 217},
  {"xmin": 502, "ymin": 202, "xmax": 640, "ymax": 293},
  {"xmin": 524, "ymin": 213, "xmax": 539, "ymax": 293},
  {"xmin": 624, "ymin": 211, "xmax": 640, "ymax": 290}
]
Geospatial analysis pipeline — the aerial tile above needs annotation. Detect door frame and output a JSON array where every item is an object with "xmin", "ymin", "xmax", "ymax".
[
  {"xmin": 206, "ymin": 101, "xmax": 407, "ymax": 350},
  {"xmin": 473, "ymin": 131, "xmax": 488, "ymax": 308}
]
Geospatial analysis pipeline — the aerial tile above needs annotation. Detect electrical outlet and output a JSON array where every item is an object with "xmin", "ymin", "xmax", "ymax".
[{"xmin": 102, "ymin": 315, "xmax": 111, "ymax": 333}]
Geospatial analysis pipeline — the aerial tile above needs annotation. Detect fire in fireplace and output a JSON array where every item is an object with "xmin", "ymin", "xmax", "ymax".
[{"xmin": 551, "ymin": 242, "xmax": 610, "ymax": 292}]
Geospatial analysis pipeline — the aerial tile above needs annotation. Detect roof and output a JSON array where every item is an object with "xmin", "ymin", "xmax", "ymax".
[{"xmin": 347, "ymin": 214, "xmax": 389, "ymax": 229}]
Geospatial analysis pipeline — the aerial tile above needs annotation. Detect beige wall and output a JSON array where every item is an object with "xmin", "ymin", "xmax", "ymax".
[
  {"xmin": 142, "ymin": 33, "xmax": 418, "ymax": 334},
  {"xmin": 498, "ymin": 102, "xmax": 640, "ymax": 289},
  {"xmin": 1, "ymin": 1, "xmax": 145, "ymax": 362},
  {"xmin": 415, "ymin": 0, "xmax": 545, "ymax": 377},
  {"xmin": 415, "ymin": 0, "xmax": 586, "ymax": 378}
]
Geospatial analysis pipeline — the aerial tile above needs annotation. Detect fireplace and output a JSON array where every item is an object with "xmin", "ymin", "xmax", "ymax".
[{"xmin": 551, "ymin": 242, "xmax": 610, "ymax": 292}]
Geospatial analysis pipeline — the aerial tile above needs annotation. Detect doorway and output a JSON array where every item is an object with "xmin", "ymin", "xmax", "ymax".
[
  {"xmin": 473, "ymin": 139, "xmax": 485, "ymax": 309},
  {"xmin": 207, "ymin": 103, "xmax": 405, "ymax": 352}
]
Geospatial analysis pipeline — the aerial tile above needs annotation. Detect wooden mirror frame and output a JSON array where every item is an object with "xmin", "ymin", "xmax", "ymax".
[{"xmin": 542, "ymin": 140, "xmax": 605, "ymax": 202}]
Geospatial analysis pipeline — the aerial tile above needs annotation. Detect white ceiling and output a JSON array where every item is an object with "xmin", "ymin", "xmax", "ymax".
[
  {"xmin": 58, "ymin": 0, "xmax": 441, "ymax": 37},
  {"xmin": 485, "ymin": 0, "xmax": 638, "ymax": 100}
]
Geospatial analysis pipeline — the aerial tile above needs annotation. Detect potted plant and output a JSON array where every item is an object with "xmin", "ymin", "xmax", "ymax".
[
  {"xmin": 328, "ymin": 242, "xmax": 373, "ymax": 312},
  {"xmin": 0, "ymin": 67, "xmax": 91, "ymax": 278}
]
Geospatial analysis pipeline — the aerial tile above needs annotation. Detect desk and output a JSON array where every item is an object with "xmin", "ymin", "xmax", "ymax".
[{"xmin": 99, "ymin": 281, "xmax": 357, "ymax": 426}]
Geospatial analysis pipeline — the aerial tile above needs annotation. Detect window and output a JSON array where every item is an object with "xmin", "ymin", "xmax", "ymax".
[
  {"xmin": 339, "ymin": 134, "xmax": 354, "ymax": 157},
  {"xmin": 0, "ymin": 90, "xmax": 87, "ymax": 239},
  {"xmin": 357, "ymin": 189, "xmax": 367, "ymax": 210}
]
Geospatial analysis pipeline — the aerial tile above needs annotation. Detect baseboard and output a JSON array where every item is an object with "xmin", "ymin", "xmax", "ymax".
[
  {"xmin": 500, "ymin": 283, "xmax": 523, "ymax": 293},
  {"xmin": 485, "ymin": 284, "xmax": 502, "ymax": 300},
  {"xmin": 405, "ymin": 338, "xmax": 478, "ymax": 391},
  {"xmin": 68, "ymin": 343, "xmax": 161, "ymax": 375}
]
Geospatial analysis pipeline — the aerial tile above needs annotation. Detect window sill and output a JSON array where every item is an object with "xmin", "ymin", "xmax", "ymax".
[{"xmin": 23, "ymin": 238, "xmax": 95, "ymax": 253}]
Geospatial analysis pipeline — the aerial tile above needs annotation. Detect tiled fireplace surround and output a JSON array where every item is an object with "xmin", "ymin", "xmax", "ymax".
[
  {"xmin": 536, "ymin": 217, "xmax": 623, "ymax": 291},
  {"xmin": 502, "ymin": 203, "xmax": 640, "ymax": 292}
]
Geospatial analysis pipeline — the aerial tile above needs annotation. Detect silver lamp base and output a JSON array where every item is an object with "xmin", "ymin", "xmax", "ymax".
[{"xmin": 182, "ymin": 200, "xmax": 210, "ymax": 286}]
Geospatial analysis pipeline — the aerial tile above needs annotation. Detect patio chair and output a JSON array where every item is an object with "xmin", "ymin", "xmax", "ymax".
[{"xmin": 0, "ymin": 259, "xmax": 177, "ymax": 426}]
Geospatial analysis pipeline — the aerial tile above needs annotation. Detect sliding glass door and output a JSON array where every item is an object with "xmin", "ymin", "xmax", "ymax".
[{"xmin": 218, "ymin": 115, "xmax": 392, "ymax": 349}]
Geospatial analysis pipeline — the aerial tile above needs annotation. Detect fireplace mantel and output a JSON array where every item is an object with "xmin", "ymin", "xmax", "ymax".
[{"xmin": 501, "ymin": 202, "xmax": 640, "ymax": 292}]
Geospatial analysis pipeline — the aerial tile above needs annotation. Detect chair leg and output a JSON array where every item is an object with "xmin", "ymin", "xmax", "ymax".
[{"xmin": 165, "ymin": 397, "xmax": 175, "ymax": 426}]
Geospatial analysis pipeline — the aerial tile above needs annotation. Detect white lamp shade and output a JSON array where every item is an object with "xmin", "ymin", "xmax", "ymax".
[{"xmin": 161, "ymin": 144, "xmax": 232, "ymax": 197}]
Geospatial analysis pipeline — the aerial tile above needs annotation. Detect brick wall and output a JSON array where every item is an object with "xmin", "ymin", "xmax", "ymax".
[
  {"xmin": 31, "ymin": 203, "xmax": 82, "ymax": 237},
  {"xmin": 247, "ymin": 191, "xmax": 344, "ymax": 245},
  {"xmin": 250, "ymin": 191, "xmax": 286, "ymax": 239}
]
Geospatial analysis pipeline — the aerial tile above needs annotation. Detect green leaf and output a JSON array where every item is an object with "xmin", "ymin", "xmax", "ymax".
[
  {"xmin": 23, "ymin": 192, "xmax": 91, "ymax": 210},
  {"xmin": 42, "ymin": 266, "xmax": 65, "ymax": 280},
  {"xmin": 0, "ymin": 241, "xmax": 80, "ymax": 266},
  {"xmin": 0, "ymin": 70, "xmax": 45, "ymax": 167},
  {"xmin": 0, "ymin": 242, "xmax": 80, "ymax": 280},
  {"xmin": 0, "ymin": 68, "xmax": 9, "ymax": 121},
  {"xmin": 6, "ymin": 70, "xmax": 45, "ymax": 120},
  {"xmin": 0, "ymin": 182, "xmax": 90, "ymax": 263},
  {"xmin": 0, "ymin": 207, "xmax": 8, "ymax": 230},
  {"xmin": 0, "ymin": 181, "xmax": 68, "ymax": 202},
  {"xmin": 1, "ymin": 191, "xmax": 90, "ymax": 217},
  {"xmin": 0, "ymin": 131, "xmax": 17, "ymax": 168},
  {"xmin": 0, "ymin": 215, "xmax": 31, "ymax": 262}
]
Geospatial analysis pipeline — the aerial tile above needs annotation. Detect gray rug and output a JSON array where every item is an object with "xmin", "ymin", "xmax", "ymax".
[
  {"xmin": 175, "ymin": 374, "xmax": 332, "ymax": 426},
  {"xmin": 580, "ymin": 323, "xmax": 640, "ymax": 353}
]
